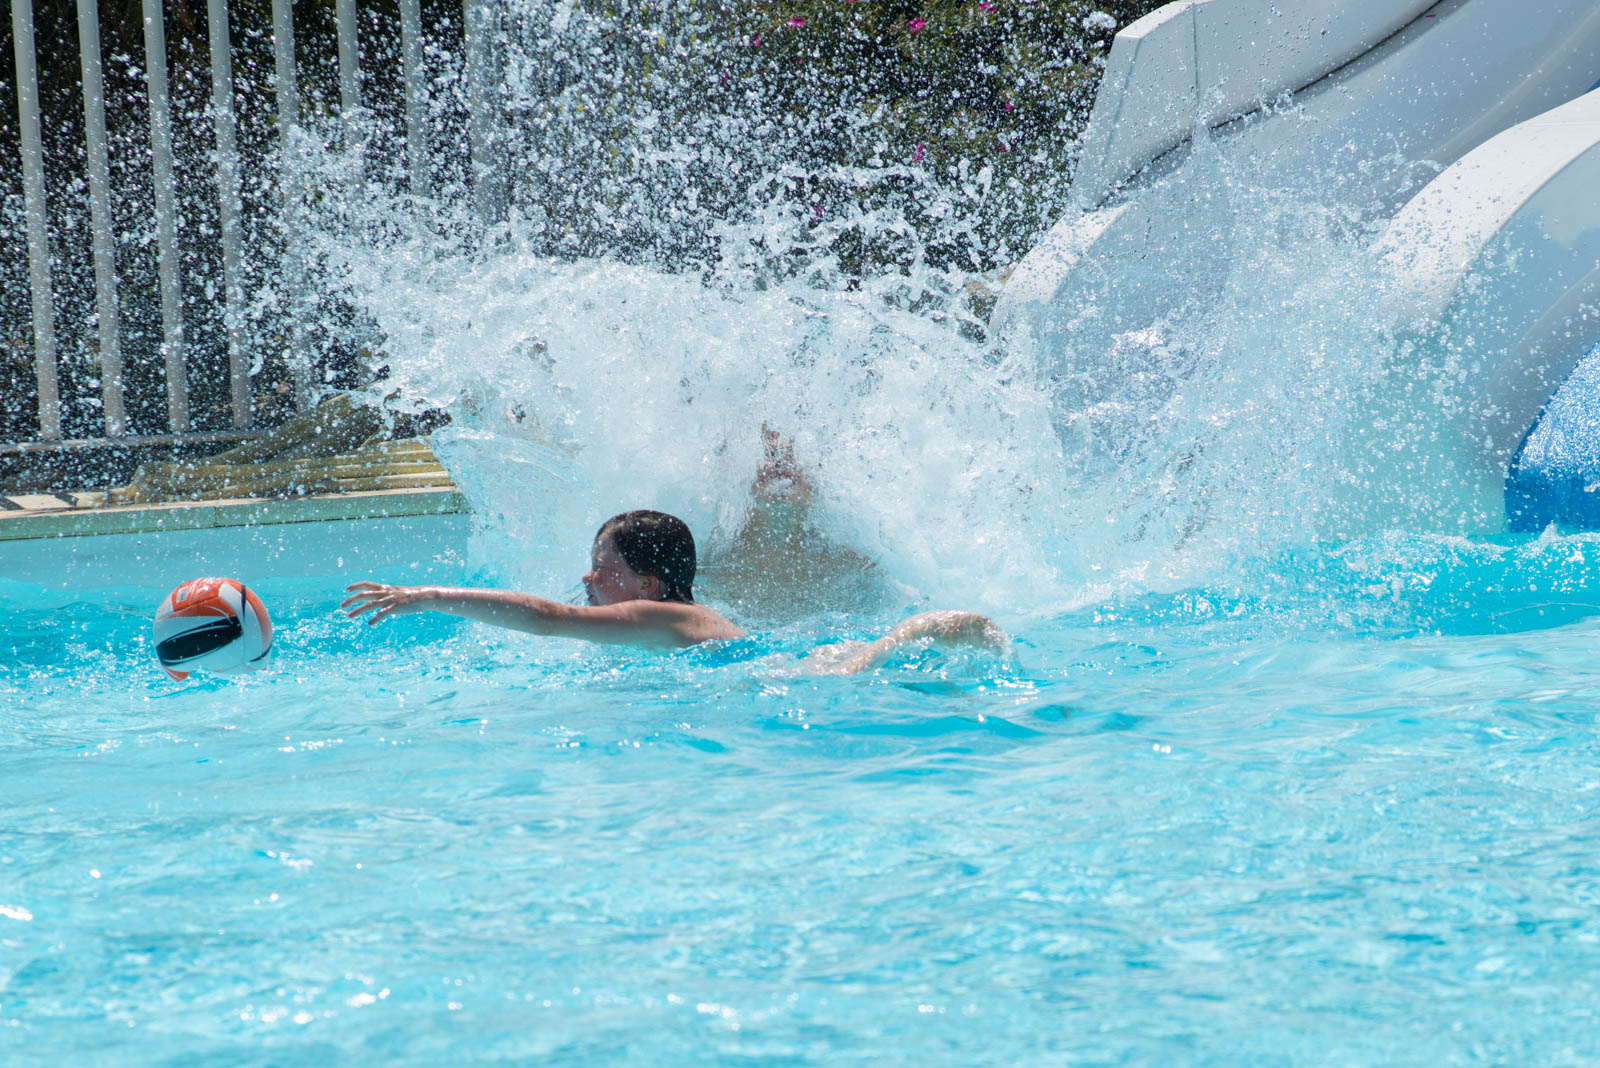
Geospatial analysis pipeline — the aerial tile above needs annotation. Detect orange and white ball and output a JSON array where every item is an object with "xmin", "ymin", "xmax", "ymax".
[{"xmin": 154, "ymin": 577, "xmax": 273, "ymax": 681}]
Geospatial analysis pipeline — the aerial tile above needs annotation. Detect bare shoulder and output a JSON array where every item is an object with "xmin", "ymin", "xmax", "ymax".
[{"xmin": 622, "ymin": 600, "xmax": 747, "ymax": 646}]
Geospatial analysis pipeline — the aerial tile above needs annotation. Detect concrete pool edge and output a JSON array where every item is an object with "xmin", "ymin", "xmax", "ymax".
[{"xmin": 0, "ymin": 486, "xmax": 470, "ymax": 542}]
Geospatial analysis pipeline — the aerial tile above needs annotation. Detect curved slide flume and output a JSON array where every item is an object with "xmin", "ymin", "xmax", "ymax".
[
  {"xmin": 1377, "ymin": 87, "xmax": 1600, "ymax": 528},
  {"xmin": 995, "ymin": 0, "xmax": 1600, "ymax": 532}
]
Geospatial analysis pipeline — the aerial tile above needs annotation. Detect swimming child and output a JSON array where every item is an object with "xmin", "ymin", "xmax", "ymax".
[
  {"xmin": 342, "ymin": 433, "xmax": 1007, "ymax": 672},
  {"xmin": 343, "ymin": 510, "xmax": 744, "ymax": 649}
]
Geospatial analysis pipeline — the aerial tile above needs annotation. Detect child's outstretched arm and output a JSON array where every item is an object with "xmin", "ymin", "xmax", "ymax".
[
  {"xmin": 341, "ymin": 583, "xmax": 735, "ymax": 647},
  {"xmin": 810, "ymin": 610, "xmax": 1009, "ymax": 675}
]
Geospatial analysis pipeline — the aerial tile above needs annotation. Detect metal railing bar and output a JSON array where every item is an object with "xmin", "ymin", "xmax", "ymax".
[
  {"xmin": 11, "ymin": 0, "xmax": 61, "ymax": 441},
  {"xmin": 270, "ymin": 0, "xmax": 297, "ymax": 129},
  {"xmin": 336, "ymin": 0, "xmax": 360, "ymax": 118},
  {"xmin": 141, "ymin": 0, "xmax": 190, "ymax": 433},
  {"xmin": 400, "ymin": 0, "xmax": 427, "ymax": 197},
  {"xmin": 76, "ymin": 0, "xmax": 126, "ymax": 437},
  {"xmin": 464, "ymin": 0, "xmax": 498, "ymax": 222},
  {"xmin": 271, "ymin": 0, "xmax": 313, "ymax": 412},
  {"xmin": 206, "ymin": 0, "xmax": 251, "ymax": 429}
]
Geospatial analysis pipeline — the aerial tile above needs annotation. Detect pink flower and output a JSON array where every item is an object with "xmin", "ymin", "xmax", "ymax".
[
  {"xmin": 913, "ymin": 142, "xmax": 926, "ymax": 163},
  {"xmin": 1004, "ymin": 98, "xmax": 1013, "ymax": 112},
  {"xmin": 978, "ymin": 1, "xmax": 993, "ymax": 9},
  {"xmin": 788, "ymin": 16, "xmax": 806, "ymax": 27},
  {"xmin": 908, "ymin": 17, "xmax": 926, "ymax": 32},
  {"xmin": 750, "ymin": 33, "xmax": 762, "ymax": 46},
  {"xmin": 998, "ymin": 139, "xmax": 1010, "ymax": 152}
]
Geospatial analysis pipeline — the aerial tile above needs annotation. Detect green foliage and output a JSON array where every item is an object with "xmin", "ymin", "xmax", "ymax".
[
  {"xmin": 485, "ymin": 0, "xmax": 1165, "ymax": 280},
  {"xmin": 736, "ymin": 0, "xmax": 1116, "ymax": 168},
  {"xmin": 708, "ymin": 0, "xmax": 1162, "ymax": 275}
]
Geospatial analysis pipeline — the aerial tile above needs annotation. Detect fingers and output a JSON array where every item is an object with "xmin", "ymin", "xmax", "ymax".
[
  {"xmin": 341, "ymin": 583, "xmax": 383, "ymax": 608},
  {"xmin": 339, "ymin": 589, "xmax": 382, "ymax": 612},
  {"xmin": 341, "ymin": 582, "xmax": 401, "ymax": 624},
  {"xmin": 342, "ymin": 597, "xmax": 384, "ymax": 622}
]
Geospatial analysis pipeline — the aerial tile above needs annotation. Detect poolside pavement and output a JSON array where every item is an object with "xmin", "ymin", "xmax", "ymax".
[{"xmin": 0, "ymin": 486, "xmax": 468, "ymax": 541}]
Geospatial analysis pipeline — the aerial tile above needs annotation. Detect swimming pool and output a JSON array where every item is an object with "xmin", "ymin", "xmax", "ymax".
[{"xmin": 6, "ymin": 520, "xmax": 1600, "ymax": 1062}]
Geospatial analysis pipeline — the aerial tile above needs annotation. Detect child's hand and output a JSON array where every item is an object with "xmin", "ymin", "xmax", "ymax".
[{"xmin": 341, "ymin": 582, "xmax": 432, "ymax": 625}]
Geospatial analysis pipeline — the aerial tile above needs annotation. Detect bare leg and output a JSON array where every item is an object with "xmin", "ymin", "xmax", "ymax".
[
  {"xmin": 734, "ymin": 424, "xmax": 814, "ymax": 550},
  {"xmin": 808, "ymin": 610, "xmax": 1008, "ymax": 675},
  {"xmin": 754, "ymin": 424, "xmax": 810, "ymax": 506}
]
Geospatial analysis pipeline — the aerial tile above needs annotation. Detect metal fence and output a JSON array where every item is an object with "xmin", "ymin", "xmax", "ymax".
[{"xmin": 6, "ymin": 0, "xmax": 503, "ymax": 448}]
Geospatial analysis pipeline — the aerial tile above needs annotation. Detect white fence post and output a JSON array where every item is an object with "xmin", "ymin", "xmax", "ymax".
[
  {"xmin": 271, "ymin": 0, "xmax": 314, "ymax": 411},
  {"xmin": 337, "ymin": 0, "xmax": 361, "ymax": 120},
  {"xmin": 271, "ymin": 0, "xmax": 298, "ymax": 128},
  {"xmin": 76, "ymin": 0, "xmax": 125, "ymax": 437},
  {"xmin": 10, "ymin": 0, "xmax": 60, "ymax": 441},
  {"xmin": 206, "ymin": 0, "xmax": 251, "ymax": 429},
  {"xmin": 400, "ymin": 0, "xmax": 427, "ymax": 197},
  {"xmin": 142, "ymin": 0, "xmax": 190, "ymax": 433},
  {"xmin": 464, "ymin": 0, "xmax": 500, "ymax": 223}
]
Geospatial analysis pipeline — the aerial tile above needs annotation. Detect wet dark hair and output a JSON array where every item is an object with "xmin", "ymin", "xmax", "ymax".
[{"xmin": 596, "ymin": 510, "xmax": 697, "ymax": 604}]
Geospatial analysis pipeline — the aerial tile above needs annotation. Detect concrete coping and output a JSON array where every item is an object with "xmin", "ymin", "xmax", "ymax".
[{"xmin": 0, "ymin": 486, "xmax": 470, "ymax": 542}]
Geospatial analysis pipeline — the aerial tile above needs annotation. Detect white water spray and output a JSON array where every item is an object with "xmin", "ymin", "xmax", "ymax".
[{"xmin": 298, "ymin": 1, "xmax": 1509, "ymax": 622}]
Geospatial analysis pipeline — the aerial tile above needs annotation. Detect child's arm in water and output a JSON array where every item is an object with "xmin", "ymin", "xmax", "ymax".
[
  {"xmin": 340, "ymin": 583, "xmax": 744, "ymax": 648},
  {"xmin": 807, "ymin": 610, "xmax": 1009, "ymax": 675}
]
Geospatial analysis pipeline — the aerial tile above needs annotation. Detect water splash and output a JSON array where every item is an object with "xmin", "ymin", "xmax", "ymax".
[
  {"xmin": 281, "ymin": 0, "xmax": 1133, "ymax": 619},
  {"xmin": 294, "ymin": 0, "xmax": 1531, "ymax": 625},
  {"xmin": 995, "ymin": 100, "xmax": 1522, "ymax": 600},
  {"xmin": 319, "ymin": 232, "xmax": 1078, "ymax": 616}
]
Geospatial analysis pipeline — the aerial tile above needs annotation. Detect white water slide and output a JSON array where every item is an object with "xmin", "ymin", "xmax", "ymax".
[{"xmin": 994, "ymin": 0, "xmax": 1600, "ymax": 530}]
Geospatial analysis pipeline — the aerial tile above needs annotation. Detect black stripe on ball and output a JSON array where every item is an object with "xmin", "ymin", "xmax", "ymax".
[{"xmin": 156, "ymin": 617, "xmax": 243, "ymax": 666}]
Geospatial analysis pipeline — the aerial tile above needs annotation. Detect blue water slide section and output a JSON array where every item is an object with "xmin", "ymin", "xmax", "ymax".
[{"xmin": 1506, "ymin": 343, "xmax": 1600, "ymax": 532}]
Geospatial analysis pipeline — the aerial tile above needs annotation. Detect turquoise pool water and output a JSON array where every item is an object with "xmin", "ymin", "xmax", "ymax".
[{"xmin": 6, "ymin": 528, "xmax": 1600, "ymax": 1062}]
